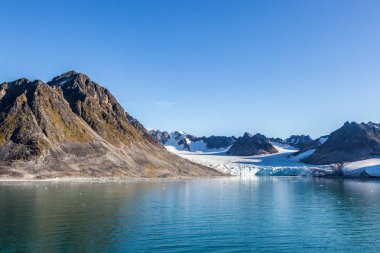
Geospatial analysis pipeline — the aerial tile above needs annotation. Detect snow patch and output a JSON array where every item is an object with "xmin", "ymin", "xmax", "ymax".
[
  {"xmin": 57, "ymin": 79, "xmax": 69, "ymax": 86},
  {"xmin": 289, "ymin": 149, "xmax": 315, "ymax": 162},
  {"xmin": 342, "ymin": 158, "xmax": 380, "ymax": 177},
  {"xmin": 319, "ymin": 137, "xmax": 328, "ymax": 144}
]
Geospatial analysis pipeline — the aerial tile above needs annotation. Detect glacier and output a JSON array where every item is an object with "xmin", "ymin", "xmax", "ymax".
[
  {"xmin": 166, "ymin": 142, "xmax": 335, "ymax": 177},
  {"xmin": 166, "ymin": 141, "xmax": 380, "ymax": 178}
]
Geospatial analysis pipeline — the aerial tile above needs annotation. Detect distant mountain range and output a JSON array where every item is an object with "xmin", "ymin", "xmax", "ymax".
[
  {"xmin": 152, "ymin": 121, "xmax": 380, "ymax": 166},
  {"xmin": 150, "ymin": 130, "xmax": 320, "ymax": 155},
  {"xmin": 0, "ymin": 72, "xmax": 222, "ymax": 179},
  {"xmin": 149, "ymin": 130, "xmax": 236, "ymax": 152}
]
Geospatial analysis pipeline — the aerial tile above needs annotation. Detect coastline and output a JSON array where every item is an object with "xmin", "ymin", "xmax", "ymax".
[{"xmin": 0, "ymin": 174, "xmax": 232, "ymax": 182}]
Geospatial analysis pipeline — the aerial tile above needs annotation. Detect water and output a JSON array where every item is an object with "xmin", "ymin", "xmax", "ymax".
[{"xmin": 1, "ymin": 177, "xmax": 380, "ymax": 252}]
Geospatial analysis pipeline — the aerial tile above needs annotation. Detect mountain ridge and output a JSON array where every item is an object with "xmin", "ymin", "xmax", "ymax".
[{"xmin": 303, "ymin": 121, "xmax": 380, "ymax": 165}]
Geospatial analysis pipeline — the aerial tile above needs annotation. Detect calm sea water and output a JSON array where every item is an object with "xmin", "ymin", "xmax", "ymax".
[{"xmin": 1, "ymin": 177, "xmax": 380, "ymax": 252}]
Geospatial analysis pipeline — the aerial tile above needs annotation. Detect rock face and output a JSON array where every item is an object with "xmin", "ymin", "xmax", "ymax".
[
  {"xmin": 284, "ymin": 135, "xmax": 313, "ymax": 149},
  {"xmin": 126, "ymin": 114, "xmax": 159, "ymax": 145},
  {"xmin": 303, "ymin": 122, "xmax": 380, "ymax": 165},
  {"xmin": 200, "ymin": 135, "xmax": 236, "ymax": 150},
  {"xmin": 150, "ymin": 130, "xmax": 236, "ymax": 151},
  {"xmin": 150, "ymin": 130, "xmax": 171, "ymax": 144},
  {"xmin": 268, "ymin": 137, "xmax": 283, "ymax": 143},
  {"xmin": 0, "ymin": 71, "xmax": 223, "ymax": 179},
  {"xmin": 227, "ymin": 132, "xmax": 277, "ymax": 156}
]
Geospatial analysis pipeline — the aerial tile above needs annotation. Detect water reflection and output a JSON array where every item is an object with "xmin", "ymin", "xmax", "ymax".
[{"xmin": 0, "ymin": 178, "xmax": 380, "ymax": 252}]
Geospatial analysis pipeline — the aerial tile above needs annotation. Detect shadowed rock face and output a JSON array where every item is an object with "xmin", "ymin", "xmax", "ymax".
[
  {"xmin": 200, "ymin": 135, "xmax": 237, "ymax": 150},
  {"xmin": 150, "ymin": 130, "xmax": 171, "ymax": 144},
  {"xmin": 303, "ymin": 122, "xmax": 380, "ymax": 165},
  {"xmin": 0, "ymin": 71, "xmax": 223, "ymax": 179},
  {"xmin": 227, "ymin": 132, "xmax": 277, "ymax": 156},
  {"xmin": 284, "ymin": 135, "xmax": 313, "ymax": 149}
]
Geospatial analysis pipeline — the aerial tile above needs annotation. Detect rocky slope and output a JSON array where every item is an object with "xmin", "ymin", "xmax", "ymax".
[
  {"xmin": 303, "ymin": 122, "xmax": 380, "ymax": 165},
  {"xmin": 150, "ymin": 130, "xmax": 236, "ymax": 151},
  {"xmin": 284, "ymin": 135, "xmax": 313, "ymax": 148},
  {"xmin": 227, "ymin": 132, "xmax": 277, "ymax": 156},
  {"xmin": 0, "ymin": 71, "xmax": 223, "ymax": 179}
]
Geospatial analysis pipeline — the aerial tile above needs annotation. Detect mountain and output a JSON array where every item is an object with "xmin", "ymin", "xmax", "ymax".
[
  {"xmin": 150, "ymin": 130, "xmax": 236, "ymax": 152},
  {"xmin": 227, "ymin": 132, "xmax": 277, "ymax": 156},
  {"xmin": 303, "ymin": 122, "xmax": 380, "ymax": 165},
  {"xmin": 150, "ymin": 130, "xmax": 171, "ymax": 144},
  {"xmin": 284, "ymin": 135, "xmax": 313, "ymax": 148},
  {"xmin": 268, "ymin": 137, "xmax": 283, "ymax": 143},
  {"xmin": 0, "ymin": 71, "xmax": 223, "ymax": 179},
  {"xmin": 297, "ymin": 135, "xmax": 328, "ymax": 151}
]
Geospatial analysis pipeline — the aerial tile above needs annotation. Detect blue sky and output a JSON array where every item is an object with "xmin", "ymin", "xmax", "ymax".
[{"xmin": 1, "ymin": 0, "xmax": 379, "ymax": 138}]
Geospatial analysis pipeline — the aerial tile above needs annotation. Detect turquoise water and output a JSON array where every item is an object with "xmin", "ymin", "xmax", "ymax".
[{"xmin": 1, "ymin": 177, "xmax": 380, "ymax": 252}]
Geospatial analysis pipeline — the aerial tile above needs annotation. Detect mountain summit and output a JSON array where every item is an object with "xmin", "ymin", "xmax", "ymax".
[
  {"xmin": 227, "ymin": 132, "xmax": 277, "ymax": 156},
  {"xmin": 0, "ymin": 71, "xmax": 222, "ymax": 179},
  {"xmin": 303, "ymin": 121, "xmax": 380, "ymax": 164}
]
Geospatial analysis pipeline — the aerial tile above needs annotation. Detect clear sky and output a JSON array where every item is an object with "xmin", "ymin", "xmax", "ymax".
[{"xmin": 1, "ymin": 0, "xmax": 379, "ymax": 139}]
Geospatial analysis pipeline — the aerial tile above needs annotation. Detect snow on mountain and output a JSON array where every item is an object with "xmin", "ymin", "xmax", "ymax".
[
  {"xmin": 318, "ymin": 136, "xmax": 328, "ymax": 144},
  {"xmin": 149, "ymin": 130, "xmax": 236, "ymax": 152},
  {"xmin": 284, "ymin": 135, "xmax": 313, "ymax": 147},
  {"xmin": 342, "ymin": 158, "xmax": 380, "ymax": 177}
]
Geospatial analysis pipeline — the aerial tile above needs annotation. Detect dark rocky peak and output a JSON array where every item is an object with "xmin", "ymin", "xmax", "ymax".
[
  {"xmin": 283, "ymin": 134, "xmax": 314, "ymax": 150},
  {"xmin": 303, "ymin": 121, "xmax": 380, "ymax": 165},
  {"xmin": 49, "ymin": 71, "xmax": 82, "ymax": 86},
  {"xmin": 243, "ymin": 132, "xmax": 253, "ymax": 138},
  {"xmin": 268, "ymin": 137, "xmax": 283, "ymax": 143},
  {"xmin": 199, "ymin": 135, "xmax": 237, "ymax": 149},
  {"xmin": 227, "ymin": 132, "xmax": 277, "ymax": 156},
  {"xmin": 252, "ymin": 133, "xmax": 267, "ymax": 140},
  {"xmin": 6, "ymin": 78, "xmax": 30, "ymax": 86},
  {"xmin": 127, "ymin": 114, "xmax": 159, "ymax": 145},
  {"xmin": 49, "ymin": 71, "xmax": 106, "ymax": 103},
  {"xmin": 0, "ymin": 79, "xmax": 38, "ymax": 110},
  {"xmin": 48, "ymin": 71, "xmax": 142, "ymax": 146},
  {"xmin": 334, "ymin": 121, "xmax": 374, "ymax": 138},
  {"xmin": 285, "ymin": 135, "xmax": 313, "ymax": 144},
  {"xmin": 150, "ymin": 130, "xmax": 170, "ymax": 144},
  {"xmin": 1, "ymin": 78, "xmax": 30, "ymax": 93}
]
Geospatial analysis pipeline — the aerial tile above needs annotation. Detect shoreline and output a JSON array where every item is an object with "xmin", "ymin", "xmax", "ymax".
[{"xmin": 0, "ymin": 175, "xmax": 232, "ymax": 182}]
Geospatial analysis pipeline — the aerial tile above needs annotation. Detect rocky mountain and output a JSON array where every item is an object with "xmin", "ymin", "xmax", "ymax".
[
  {"xmin": 202, "ymin": 135, "xmax": 237, "ymax": 149},
  {"xmin": 150, "ymin": 130, "xmax": 236, "ymax": 151},
  {"xmin": 0, "ymin": 71, "xmax": 223, "ymax": 179},
  {"xmin": 298, "ymin": 135, "xmax": 328, "ymax": 151},
  {"xmin": 150, "ymin": 130, "xmax": 171, "ymax": 144},
  {"xmin": 269, "ymin": 134, "xmax": 328, "ymax": 155},
  {"xmin": 284, "ymin": 135, "xmax": 313, "ymax": 148},
  {"xmin": 126, "ymin": 114, "xmax": 159, "ymax": 145},
  {"xmin": 227, "ymin": 132, "xmax": 277, "ymax": 156},
  {"xmin": 303, "ymin": 122, "xmax": 380, "ymax": 165},
  {"xmin": 268, "ymin": 137, "xmax": 284, "ymax": 143}
]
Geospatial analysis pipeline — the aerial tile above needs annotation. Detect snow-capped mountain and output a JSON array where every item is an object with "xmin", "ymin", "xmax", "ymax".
[{"xmin": 149, "ymin": 130, "xmax": 236, "ymax": 152}]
